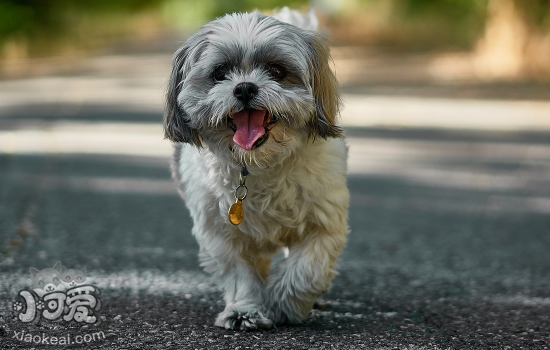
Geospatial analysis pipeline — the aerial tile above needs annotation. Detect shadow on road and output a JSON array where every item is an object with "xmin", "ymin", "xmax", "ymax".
[{"xmin": 1, "ymin": 73, "xmax": 550, "ymax": 348}]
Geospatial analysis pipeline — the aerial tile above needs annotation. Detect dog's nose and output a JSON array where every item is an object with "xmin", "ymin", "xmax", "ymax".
[{"xmin": 233, "ymin": 82, "xmax": 258, "ymax": 103}]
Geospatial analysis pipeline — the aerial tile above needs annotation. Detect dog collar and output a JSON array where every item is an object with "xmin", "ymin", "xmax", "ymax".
[{"xmin": 228, "ymin": 166, "xmax": 249, "ymax": 225}]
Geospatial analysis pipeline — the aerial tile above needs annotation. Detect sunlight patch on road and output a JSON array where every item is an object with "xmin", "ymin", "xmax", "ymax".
[
  {"xmin": 347, "ymin": 137, "xmax": 550, "ymax": 190},
  {"xmin": 3, "ymin": 121, "xmax": 550, "ymax": 204},
  {"xmin": 0, "ymin": 121, "xmax": 170, "ymax": 157},
  {"xmin": 491, "ymin": 296, "xmax": 550, "ymax": 306},
  {"xmin": 0, "ymin": 269, "xmax": 216, "ymax": 303},
  {"xmin": 97, "ymin": 269, "xmax": 216, "ymax": 296},
  {"xmin": 45, "ymin": 175, "xmax": 176, "ymax": 194},
  {"xmin": 342, "ymin": 95, "xmax": 550, "ymax": 131}
]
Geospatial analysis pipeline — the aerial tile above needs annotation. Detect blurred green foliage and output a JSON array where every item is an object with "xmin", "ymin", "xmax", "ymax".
[
  {"xmin": 514, "ymin": 0, "xmax": 550, "ymax": 27},
  {"xmin": 161, "ymin": 0, "xmax": 309, "ymax": 29},
  {"xmin": 395, "ymin": 0, "xmax": 550, "ymax": 35},
  {"xmin": 326, "ymin": 0, "xmax": 549, "ymax": 50},
  {"xmin": 0, "ymin": 0, "xmax": 309, "ymax": 57},
  {"xmin": 0, "ymin": 0, "xmax": 163, "ymax": 38},
  {"xmin": 191, "ymin": 0, "xmax": 308, "ymax": 17},
  {"xmin": 391, "ymin": 0, "xmax": 490, "ymax": 49},
  {"xmin": 0, "ymin": 0, "xmax": 548, "ymax": 57},
  {"xmin": 403, "ymin": 0, "xmax": 550, "ymax": 29},
  {"xmin": 0, "ymin": 0, "xmax": 166, "ymax": 57}
]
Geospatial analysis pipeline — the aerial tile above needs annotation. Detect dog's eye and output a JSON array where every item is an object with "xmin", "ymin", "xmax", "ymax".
[
  {"xmin": 266, "ymin": 64, "xmax": 286, "ymax": 80},
  {"xmin": 213, "ymin": 65, "xmax": 228, "ymax": 81}
]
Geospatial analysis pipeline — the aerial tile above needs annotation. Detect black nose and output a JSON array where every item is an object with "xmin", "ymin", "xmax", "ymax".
[{"xmin": 233, "ymin": 82, "xmax": 258, "ymax": 103}]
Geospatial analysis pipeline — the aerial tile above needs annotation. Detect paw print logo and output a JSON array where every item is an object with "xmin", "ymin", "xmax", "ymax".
[
  {"xmin": 36, "ymin": 300, "xmax": 45, "ymax": 310},
  {"xmin": 13, "ymin": 301, "xmax": 23, "ymax": 312}
]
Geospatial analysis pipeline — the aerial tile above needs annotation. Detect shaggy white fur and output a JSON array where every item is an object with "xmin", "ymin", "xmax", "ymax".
[{"xmin": 165, "ymin": 10, "xmax": 349, "ymax": 330}]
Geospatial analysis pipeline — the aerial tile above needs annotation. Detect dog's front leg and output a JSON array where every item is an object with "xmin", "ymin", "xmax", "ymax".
[
  {"xmin": 198, "ymin": 233, "xmax": 273, "ymax": 330},
  {"xmin": 268, "ymin": 230, "xmax": 347, "ymax": 324}
]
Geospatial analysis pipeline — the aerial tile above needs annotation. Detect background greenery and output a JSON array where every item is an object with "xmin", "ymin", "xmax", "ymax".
[{"xmin": 0, "ymin": 0, "xmax": 549, "ymax": 73}]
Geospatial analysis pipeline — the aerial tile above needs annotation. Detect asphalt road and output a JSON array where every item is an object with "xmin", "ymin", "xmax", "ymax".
[{"xmin": 1, "ymin": 48, "xmax": 550, "ymax": 349}]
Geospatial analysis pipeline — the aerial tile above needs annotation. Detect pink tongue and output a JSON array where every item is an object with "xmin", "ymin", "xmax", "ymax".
[{"xmin": 232, "ymin": 109, "xmax": 266, "ymax": 151}]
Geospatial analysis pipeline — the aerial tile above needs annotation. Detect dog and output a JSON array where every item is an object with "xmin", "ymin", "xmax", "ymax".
[{"xmin": 164, "ymin": 9, "xmax": 349, "ymax": 330}]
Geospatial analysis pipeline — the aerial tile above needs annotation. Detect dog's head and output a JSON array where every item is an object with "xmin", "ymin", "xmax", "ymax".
[{"xmin": 164, "ymin": 11, "xmax": 341, "ymax": 167}]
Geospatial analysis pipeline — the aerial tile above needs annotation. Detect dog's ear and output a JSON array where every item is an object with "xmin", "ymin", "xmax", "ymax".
[
  {"xmin": 306, "ymin": 34, "xmax": 343, "ymax": 139},
  {"xmin": 164, "ymin": 45, "xmax": 203, "ymax": 147}
]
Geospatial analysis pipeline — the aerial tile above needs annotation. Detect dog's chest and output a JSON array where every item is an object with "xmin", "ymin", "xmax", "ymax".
[
  {"xmin": 178, "ymin": 138, "xmax": 348, "ymax": 241},
  {"xmin": 230, "ymin": 173, "xmax": 313, "ymax": 241},
  {"xmin": 246, "ymin": 175, "xmax": 305, "ymax": 219},
  {"xmin": 227, "ymin": 157, "xmax": 338, "ymax": 240}
]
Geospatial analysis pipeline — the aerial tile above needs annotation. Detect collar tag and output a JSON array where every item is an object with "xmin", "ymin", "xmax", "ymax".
[{"xmin": 228, "ymin": 167, "xmax": 248, "ymax": 225}]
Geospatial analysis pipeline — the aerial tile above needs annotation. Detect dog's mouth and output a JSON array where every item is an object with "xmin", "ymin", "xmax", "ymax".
[{"xmin": 228, "ymin": 109, "xmax": 277, "ymax": 151}]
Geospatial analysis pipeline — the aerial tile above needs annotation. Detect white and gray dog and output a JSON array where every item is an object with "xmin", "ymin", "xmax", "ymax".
[{"xmin": 164, "ymin": 9, "xmax": 349, "ymax": 330}]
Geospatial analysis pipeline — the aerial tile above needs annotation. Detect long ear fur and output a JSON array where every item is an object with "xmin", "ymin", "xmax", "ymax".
[
  {"xmin": 164, "ymin": 45, "xmax": 203, "ymax": 147},
  {"xmin": 307, "ymin": 34, "xmax": 343, "ymax": 139}
]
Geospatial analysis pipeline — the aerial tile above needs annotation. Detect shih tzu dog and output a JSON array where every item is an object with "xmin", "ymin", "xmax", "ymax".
[{"xmin": 165, "ymin": 9, "xmax": 349, "ymax": 330}]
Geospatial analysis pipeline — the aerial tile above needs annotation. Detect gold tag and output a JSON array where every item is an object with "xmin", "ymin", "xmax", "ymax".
[{"xmin": 228, "ymin": 199, "xmax": 244, "ymax": 225}]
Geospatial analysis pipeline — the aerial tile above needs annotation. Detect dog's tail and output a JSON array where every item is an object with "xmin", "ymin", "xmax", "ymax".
[{"xmin": 272, "ymin": 6, "xmax": 319, "ymax": 32}]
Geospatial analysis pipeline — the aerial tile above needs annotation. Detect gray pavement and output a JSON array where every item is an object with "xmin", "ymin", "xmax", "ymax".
[{"xmin": 1, "ymin": 48, "xmax": 550, "ymax": 349}]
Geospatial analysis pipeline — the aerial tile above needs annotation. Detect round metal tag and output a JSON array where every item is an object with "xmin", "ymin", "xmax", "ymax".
[{"xmin": 228, "ymin": 201, "xmax": 244, "ymax": 225}]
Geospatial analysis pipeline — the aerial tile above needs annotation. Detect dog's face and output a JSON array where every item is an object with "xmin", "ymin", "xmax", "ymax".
[{"xmin": 164, "ymin": 12, "xmax": 342, "ymax": 167}]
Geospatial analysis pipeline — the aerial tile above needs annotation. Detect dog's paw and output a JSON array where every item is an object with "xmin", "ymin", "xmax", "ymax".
[
  {"xmin": 269, "ymin": 294, "xmax": 312, "ymax": 325},
  {"xmin": 271, "ymin": 305, "xmax": 289, "ymax": 326},
  {"xmin": 13, "ymin": 301, "xmax": 23, "ymax": 312},
  {"xmin": 214, "ymin": 308, "xmax": 273, "ymax": 330}
]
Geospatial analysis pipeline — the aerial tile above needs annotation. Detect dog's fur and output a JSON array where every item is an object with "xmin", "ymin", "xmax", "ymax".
[{"xmin": 165, "ymin": 10, "xmax": 349, "ymax": 330}]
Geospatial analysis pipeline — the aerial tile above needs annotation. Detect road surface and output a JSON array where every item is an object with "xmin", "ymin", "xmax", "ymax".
[{"xmin": 1, "ymin": 46, "xmax": 550, "ymax": 349}]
